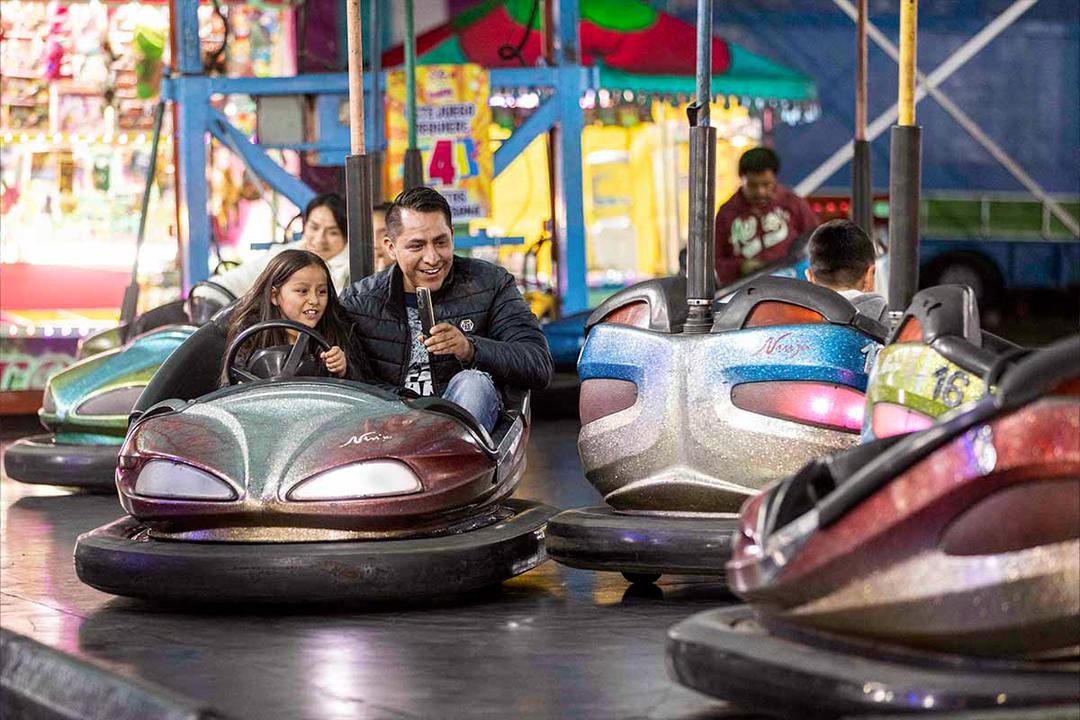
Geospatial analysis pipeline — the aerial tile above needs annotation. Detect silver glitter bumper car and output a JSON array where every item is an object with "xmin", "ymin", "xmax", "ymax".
[
  {"xmin": 668, "ymin": 335, "xmax": 1080, "ymax": 717},
  {"xmin": 546, "ymin": 275, "xmax": 887, "ymax": 585}
]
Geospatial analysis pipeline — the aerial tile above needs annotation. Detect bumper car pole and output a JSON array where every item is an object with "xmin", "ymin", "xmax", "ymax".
[
  {"xmin": 367, "ymin": 0, "xmax": 384, "ymax": 203},
  {"xmin": 852, "ymin": 0, "xmax": 874, "ymax": 239},
  {"xmin": 345, "ymin": 0, "xmax": 376, "ymax": 282},
  {"xmin": 402, "ymin": 0, "xmax": 424, "ymax": 190},
  {"xmin": 887, "ymin": 0, "xmax": 922, "ymax": 314},
  {"xmin": 119, "ymin": 95, "xmax": 168, "ymax": 343},
  {"xmin": 684, "ymin": 0, "xmax": 717, "ymax": 334}
]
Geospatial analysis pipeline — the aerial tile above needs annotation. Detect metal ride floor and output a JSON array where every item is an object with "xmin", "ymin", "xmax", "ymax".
[{"xmin": 0, "ymin": 418, "xmax": 761, "ymax": 720}]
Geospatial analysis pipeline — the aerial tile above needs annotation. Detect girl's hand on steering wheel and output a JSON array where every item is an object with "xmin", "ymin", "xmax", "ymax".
[{"xmin": 321, "ymin": 346, "xmax": 347, "ymax": 377}]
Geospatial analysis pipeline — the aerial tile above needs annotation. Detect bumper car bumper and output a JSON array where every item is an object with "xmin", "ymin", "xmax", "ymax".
[
  {"xmin": 74, "ymin": 499, "xmax": 557, "ymax": 604},
  {"xmin": 546, "ymin": 506, "xmax": 735, "ymax": 581},
  {"xmin": 3, "ymin": 434, "xmax": 119, "ymax": 491},
  {"xmin": 667, "ymin": 605, "xmax": 1079, "ymax": 719}
]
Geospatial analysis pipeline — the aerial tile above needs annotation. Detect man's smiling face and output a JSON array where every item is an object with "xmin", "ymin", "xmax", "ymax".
[{"xmin": 386, "ymin": 208, "xmax": 454, "ymax": 292}]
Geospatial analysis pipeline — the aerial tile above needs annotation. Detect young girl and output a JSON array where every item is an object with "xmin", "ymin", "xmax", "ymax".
[
  {"xmin": 221, "ymin": 249, "xmax": 367, "ymax": 385},
  {"xmin": 194, "ymin": 193, "xmax": 351, "ymax": 310}
]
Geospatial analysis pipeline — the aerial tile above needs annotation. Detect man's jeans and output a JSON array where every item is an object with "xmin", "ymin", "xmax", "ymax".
[{"xmin": 443, "ymin": 370, "xmax": 501, "ymax": 433}]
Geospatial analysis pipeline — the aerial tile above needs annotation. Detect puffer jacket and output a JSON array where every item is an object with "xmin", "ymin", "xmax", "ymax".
[{"xmin": 339, "ymin": 256, "xmax": 553, "ymax": 395}]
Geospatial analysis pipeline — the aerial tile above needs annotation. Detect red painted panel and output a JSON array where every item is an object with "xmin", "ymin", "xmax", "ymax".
[{"xmin": 0, "ymin": 264, "xmax": 128, "ymax": 311}]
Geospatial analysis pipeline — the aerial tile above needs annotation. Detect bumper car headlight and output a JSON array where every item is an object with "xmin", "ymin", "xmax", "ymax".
[
  {"xmin": 288, "ymin": 461, "xmax": 422, "ymax": 502},
  {"xmin": 134, "ymin": 460, "xmax": 237, "ymax": 500},
  {"xmin": 75, "ymin": 385, "xmax": 146, "ymax": 417}
]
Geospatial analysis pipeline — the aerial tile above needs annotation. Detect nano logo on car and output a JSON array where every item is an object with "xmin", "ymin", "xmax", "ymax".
[{"xmin": 339, "ymin": 431, "xmax": 392, "ymax": 448}]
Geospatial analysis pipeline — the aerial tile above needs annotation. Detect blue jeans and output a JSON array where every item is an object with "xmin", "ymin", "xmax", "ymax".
[{"xmin": 443, "ymin": 370, "xmax": 501, "ymax": 433}]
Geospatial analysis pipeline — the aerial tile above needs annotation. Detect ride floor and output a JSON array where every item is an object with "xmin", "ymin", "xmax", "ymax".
[{"xmin": 1, "ymin": 417, "xmax": 761, "ymax": 720}]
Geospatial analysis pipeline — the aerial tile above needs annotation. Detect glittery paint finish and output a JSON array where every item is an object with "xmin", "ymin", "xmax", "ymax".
[
  {"xmin": 115, "ymin": 381, "xmax": 526, "ymax": 540},
  {"xmin": 733, "ymin": 398, "xmax": 1080, "ymax": 657},
  {"xmin": 862, "ymin": 342, "xmax": 988, "ymax": 440},
  {"xmin": 40, "ymin": 326, "xmax": 195, "ymax": 437},
  {"xmin": 578, "ymin": 322, "xmax": 877, "ymax": 512}
]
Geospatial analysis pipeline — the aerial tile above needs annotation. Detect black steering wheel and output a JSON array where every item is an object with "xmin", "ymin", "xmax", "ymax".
[{"xmin": 224, "ymin": 319, "xmax": 332, "ymax": 385}]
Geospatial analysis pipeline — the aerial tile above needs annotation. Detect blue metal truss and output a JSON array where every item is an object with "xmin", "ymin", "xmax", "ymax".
[{"xmin": 170, "ymin": 0, "xmax": 590, "ymax": 313}]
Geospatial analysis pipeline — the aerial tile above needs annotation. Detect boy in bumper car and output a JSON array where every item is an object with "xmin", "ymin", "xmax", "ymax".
[{"xmin": 805, "ymin": 218, "xmax": 887, "ymax": 322}]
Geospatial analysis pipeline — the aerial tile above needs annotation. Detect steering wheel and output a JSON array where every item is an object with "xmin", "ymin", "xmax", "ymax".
[{"xmin": 224, "ymin": 319, "xmax": 332, "ymax": 385}]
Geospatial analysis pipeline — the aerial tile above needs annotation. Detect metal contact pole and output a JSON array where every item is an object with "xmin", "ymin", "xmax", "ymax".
[
  {"xmin": 368, "ymin": 0, "xmax": 384, "ymax": 203},
  {"xmin": 694, "ymin": 0, "xmax": 711, "ymax": 128},
  {"xmin": 684, "ymin": 0, "xmax": 716, "ymax": 333},
  {"xmin": 345, "ymin": 0, "xmax": 375, "ymax": 282},
  {"xmin": 403, "ymin": 0, "xmax": 424, "ymax": 189},
  {"xmin": 888, "ymin": 0, "xmax": 922, "ymax": 312},
  {"xmin": 852, "ymin": 0, "xmax": 873, "ymax": 237},
  {"xmin": 119, "ymin": 98, "xmax": 167, "ymax": 342}
]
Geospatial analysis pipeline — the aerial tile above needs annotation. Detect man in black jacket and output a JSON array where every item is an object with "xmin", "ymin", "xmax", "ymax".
[{"xmin": 339, "ymin": 187, "xmax": 553, "ymax": 432}]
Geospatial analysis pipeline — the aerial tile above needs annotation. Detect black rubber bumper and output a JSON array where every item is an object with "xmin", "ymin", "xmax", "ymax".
[
  {"xmin": 667, "ymin": 606, "xmax": 1080, "ymax": 719},
  {"xmin": 2, "ymin": 434, "xmax": 119, "ymax": 492},
  {"xmin": 74, "ymin": 499, "xmax": 557, "ymax": 604},
  {"xmin": 1, "ymin": 628, "xmax": 224, "ymax": 720},
  {"xmin": 545, "ymin": 505, "xmax": 735, "ymax": 579}
]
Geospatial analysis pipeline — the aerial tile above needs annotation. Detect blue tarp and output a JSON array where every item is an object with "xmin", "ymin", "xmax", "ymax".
[{"xmin": 661, "ymin": 0, "xmax": 1079, "ymax": 195}]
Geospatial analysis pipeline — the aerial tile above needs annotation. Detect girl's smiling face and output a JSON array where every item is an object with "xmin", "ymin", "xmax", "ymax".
[{"xmin": 271, "ymin": 264, "xmax": 329, "ymax": 328}]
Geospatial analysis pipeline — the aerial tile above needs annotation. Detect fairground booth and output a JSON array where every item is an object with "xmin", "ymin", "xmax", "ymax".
[{"xmin": 0, "ymin": 0, "xmax": 816, "ymax": 410}]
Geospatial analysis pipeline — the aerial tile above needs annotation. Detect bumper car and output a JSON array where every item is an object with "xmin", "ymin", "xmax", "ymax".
[
  {"xmin": 537, "ymin": 244, "xmax": 812, "ymax": 405},
  {"xmin": 3, "ymin": 285, "xmax": 232, "ymax": 491},
  {"xmin": 545, "ymin": 274, "xmax": 887, "ymax": 585},
  {"xmin": 864, "ymin": 284, "xmax": 1024, "ymax": 440},
  {"xmin": 668, "ymin": 335, "xmax": 1080, "ymax": 717},
  {"xmin": 74, "ymin": 319, "xmax": 556, "ymax": 604}
]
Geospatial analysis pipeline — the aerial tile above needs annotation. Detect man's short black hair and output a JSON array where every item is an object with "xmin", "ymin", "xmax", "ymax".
[
  {"xmin": 809, "ymin": 219, "xmax": 876, "ymax": 288},
  {"xmin": 385, "ymin": 187, "xmax": 453, "ymax": 239},
  {"xmin": 738, "ymin": 147, "xmax": 781, "ymax": 176}
]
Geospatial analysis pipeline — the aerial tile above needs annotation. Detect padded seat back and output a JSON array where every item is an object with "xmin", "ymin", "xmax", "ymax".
[
  {"xmin": 585, "ymin": 276, "xmax": 689, "ymax": 333},
  {"xmin": 887, "ymin": 286, "xmax": 1030, "ymax": 377},
  {"xmin": 132, "ymin": 319, "xmax": 228, "ymax": 414},
  {"xmin": 712, "ymin": 276, "xmax": 887, "ymax": 341},
  {"xmin": 889, "ymin": 285, "xmax": 981, "ymax": 346},
  {"xmin": 997, "ymin": 334, "xmax": 1080, "ymax": 410},
  {"xmin": 129, "ymin": 300, "xmax": 190, "ymax": 338}
]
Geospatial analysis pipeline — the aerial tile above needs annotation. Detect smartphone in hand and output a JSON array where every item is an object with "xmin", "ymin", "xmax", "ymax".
[{"xmin": 416, "ymin": 287, "xmax": 435, "ymax": 337}]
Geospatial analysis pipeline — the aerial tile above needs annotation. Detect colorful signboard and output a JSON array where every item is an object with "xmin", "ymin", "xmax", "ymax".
[{"xmin": 386, "ymin": 64, "xmax": 492, "ymax": 222}]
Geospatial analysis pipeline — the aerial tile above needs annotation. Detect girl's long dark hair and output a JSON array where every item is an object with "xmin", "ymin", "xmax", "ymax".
[{"xmin": 222, "ymin": 249, "xmax": 352, "ymax": 383}]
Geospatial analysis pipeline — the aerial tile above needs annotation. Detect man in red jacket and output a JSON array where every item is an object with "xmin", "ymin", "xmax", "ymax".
[{"xmin": 714, "ymin": 147, "xmax": 819, "ymax": 285}]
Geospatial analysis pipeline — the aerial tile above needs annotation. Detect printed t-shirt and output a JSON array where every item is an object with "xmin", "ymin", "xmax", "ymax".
[
  {"xmin": 714, "ymin": 184, "xmax": 820, "ymax": 284},
  {"xmin": 403, "ymin": 293, "xmax": 433, "ymax": 397}
]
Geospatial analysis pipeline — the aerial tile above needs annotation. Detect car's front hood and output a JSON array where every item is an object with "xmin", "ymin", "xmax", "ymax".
[{"xmin": 119, "ymin": 381, "xmax": 493, "ymax": 516}]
